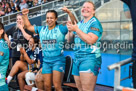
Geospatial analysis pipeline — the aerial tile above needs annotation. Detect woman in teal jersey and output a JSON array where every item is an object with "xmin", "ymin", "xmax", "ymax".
[
  {"xmin": 21, "ymin": 8, "xmax": 76, "ymax": 91},
  {"xmin": 0, "ymin": 22, "xmax": 9, "ymax": 91},
  {"xmin": 67, "ymin": 1, "xmax": 103, "ymax": 91}
]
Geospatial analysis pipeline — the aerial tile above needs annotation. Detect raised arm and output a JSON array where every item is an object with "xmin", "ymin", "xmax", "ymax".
[
  {"xmin": 22, "ymin": 9, "xmax": 35, "ymax": 33},
  {"xmin": 62, "ymin": 7, "xmax": 77, "ymax": 24},
  {"xmin": 66, "ymin": 21, "xmax": 74, "ymax": 43}
]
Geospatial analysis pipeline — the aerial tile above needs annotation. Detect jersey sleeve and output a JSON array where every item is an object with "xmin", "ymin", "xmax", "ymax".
[
  {"xmin": 34, "ymin": 26, "xmax": 44, "ymax": 34},
  {"xmin": 87, "ymin": 22, "xmax": 102, "ymax": 37},
  {"xmin": 59, "ymin": 24, "xmax": 68, "ymax": 35}
]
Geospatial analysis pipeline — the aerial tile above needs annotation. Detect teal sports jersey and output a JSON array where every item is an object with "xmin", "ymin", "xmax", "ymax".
[
  {"xmin": 34, "ymin": 24, "xmax": 68, "ymax": 62},
  {"xmin": 74, "ymin": 16, "xmax": 103, "ymax": 57},
  {"xmin": 123, "ymin": 3, "xmax": 130, "ymax": 12},
  {"xmin": 0, "ymin": 39, "xmax": 9, "ymax": 86}
]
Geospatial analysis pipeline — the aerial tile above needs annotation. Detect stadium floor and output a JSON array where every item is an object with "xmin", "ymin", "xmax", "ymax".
[{"xmin": 8, "ymin": 80, "xmax": 113, "ymax": 91}]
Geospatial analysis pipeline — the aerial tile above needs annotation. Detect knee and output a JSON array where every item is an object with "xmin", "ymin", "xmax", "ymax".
[
  {"xmin": 44, "ymin": 83, "xmax": 52, "ymax": 90},
  {"xmin": 17, "ymin": 73, "xmax": 23, "ymax": 80},
  {"xmin": 15, "ymin": 60, "xmax": 22, "ymax": 66},
  {"xmin": 53, "ymin": 82, "xmax": 61, "ymax": 90},
  {"xmin": 82, "ymin": 84, "xmax": 94, "ymax": 91},
  {"xmin": 35, "ymin": 77, "xmax": 41, "ymax": 83},
  {"xmin": 75, "ymin": 83, "xmax": 82, "ymax": 91}
]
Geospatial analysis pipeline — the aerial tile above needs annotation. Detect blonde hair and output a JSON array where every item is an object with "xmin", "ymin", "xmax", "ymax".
[
  {"xmin": 85, "ymin": 1, "xmax": 95, "ymax": 10},
  {"xmin": 16, "ymin": 14, "xmax": 25, "ymax": 29},
  {"xmin": 83, "ymin": 1, "xmax": 95, "ymax": 16}
]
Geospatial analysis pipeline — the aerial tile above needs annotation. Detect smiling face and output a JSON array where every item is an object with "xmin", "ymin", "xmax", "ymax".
[
  {"xmin": 46, "ymin": 12, "xmax": 57, "ymax": 28},
  {"xmin": 29, "ymin": 38, "xmax": 35, "ymax": 49},
  {"xmin": 81, "ymin": 2, "xmax": 95, "ymax": 18},
  {"xmin": 6, "ymin": 3, "xmax": 10, "ymax": 8},
  {"xmin": 16, "ymin": 15, "xmax": 24, "ymax": 27}
]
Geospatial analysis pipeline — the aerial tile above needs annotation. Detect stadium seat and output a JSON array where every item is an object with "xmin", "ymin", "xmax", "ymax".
[{"xmin": 62, "ymin": 56, "xmax": 78, "ymax": 91}]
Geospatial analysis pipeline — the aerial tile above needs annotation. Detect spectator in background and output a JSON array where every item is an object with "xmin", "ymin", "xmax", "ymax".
[
  {"xmin": 38, "ymin": 0, "xmax": 42, "ymax": 4},
  {"xmin": 7, "ymin": 36, "xmax": 39, "ymax": 91},
  {"xmin": 33, "ymin": 0, "xmax": 39, "ymax": 6},
  {"xmin": 19, "ymin": 0, "xmax": 28, "ymax": 10},
  {"xmin": 6, "ymin": 14, "xmax": 33, "ymax": 65},
  {"xmin": 15, "ymin": 5, "xmax": 20, "ymax": 12},
  {"xmin": 15, "ymin": 0, "xmax": 21, "ymax": 6},
  {"xmin": 41, "ymin": 0, "xmax": 46, "ymax": 4},
  {"xmin": 0, "ymin": 3, "xmax": 5, "ymax": 16},
  {"xmin": 27, "ymin": 0, "xmax": 33, "ymax": 8},
  {"xmin": 0, "ymin": 2, "xmax": 4, "ymax": 11},
  {"xmin": 10, "ymin": 1, "xmax": 16, "ymax": 12},
  {"xmin": 4, "ymin": 2, "xmax": 11, "ymax": 13},
  {"xmin": 2, "ymin": 2, "xmax": 5, "ymax": 10},
  {"xmin": 0, "ymin": 8, "xmax": 5, "ymax": 16},
  {"xmin": 5, "ymin": 7, "xmax": 13, "ymax": 15}
]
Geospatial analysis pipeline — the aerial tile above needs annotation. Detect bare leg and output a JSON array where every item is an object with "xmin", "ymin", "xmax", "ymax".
[
  {"xmin": 9, "ymin": 60, "xmax": 27, "ymax": 77},
  {"xmin": 74, "ymin": 75, "xmax": 83, "ymax": 91},
  {"xmin": 80, "ymin": 73, "xmax": 97, "ymax": 91},
  {"xmin": 35, "ymin": 70, "xmax": 44, "ymax": 90},
  {"xmin": 43, "ymin": 73, "xmax": 52, "ymax": 91},
  {"xmin": 53, "ymin": 71, "xmax": 64, "ymax": 91},
  {"xmin": 18, "ymin": 70, "xmax": 29, "ymax": 91}
]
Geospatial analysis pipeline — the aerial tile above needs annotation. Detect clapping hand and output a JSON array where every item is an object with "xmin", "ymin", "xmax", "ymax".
[
  {"xmin": 67, "ymin": 21, "xmax": 78, "ymax": 32},
  {"xmin": 17, "ymin": 22, "xmax": 24, "ymax": 30}
]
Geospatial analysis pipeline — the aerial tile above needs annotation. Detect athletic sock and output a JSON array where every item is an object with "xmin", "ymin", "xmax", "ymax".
[{"xmin": 7, "ymin": 76, "xmax": 13, "ymax": 84}]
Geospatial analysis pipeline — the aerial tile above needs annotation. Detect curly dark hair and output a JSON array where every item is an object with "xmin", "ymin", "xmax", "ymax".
[{"xmin": 0, "ymin": 22, "xmax": 5, "ymax": 39}]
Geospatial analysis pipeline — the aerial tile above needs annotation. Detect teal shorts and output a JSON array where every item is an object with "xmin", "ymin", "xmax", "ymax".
[
  {"xmin": 42, "ymin": 57, "xmax": 66, "ymax": 74},
  {"xmin": 0, "ymin": 84, "xmax": 9, "ymax": 91},
  {"xmin": 72, "ymin": 54, "xmax": 102, "ymax": 76}
]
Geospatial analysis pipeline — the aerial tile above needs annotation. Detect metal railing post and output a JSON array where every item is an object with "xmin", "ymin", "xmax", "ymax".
[
  {"xmin": 8, "ymin": 15, "xmax": 10, "ymax": 24},
  {"xmin": 108, "ymin": 58, "xmax": 133, "ymax": 91},
  {"xmin": 63, "ymin": 0, "xmax": 65, "ymax": 6},
  {"xmin": 114, "ymin": 65, "xmax": 121, "ymax": 91},
  {"xmin": 2, "ymin": 17, "xmax": 3, "ymax": 23},
  {"xmin": 101, "ymin": 0, "xmax": 104, "ymax": 5}
]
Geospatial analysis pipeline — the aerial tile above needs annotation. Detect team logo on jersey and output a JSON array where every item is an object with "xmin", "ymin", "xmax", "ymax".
[
  {"xmin": 42, "ymin": 39, "xmax": 57, "ymax": 44},
  {"xmin": 91, "ymin": 27, "xmax": 99, "ymax": 31},
  {"xmin": 0, "ymin": 51, "xmax": 4, "ymax": 56}
]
